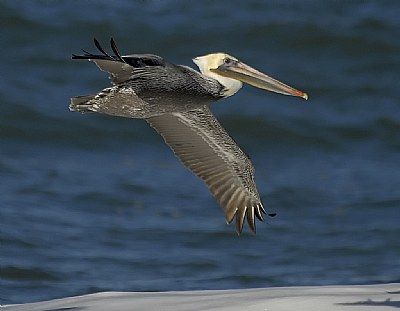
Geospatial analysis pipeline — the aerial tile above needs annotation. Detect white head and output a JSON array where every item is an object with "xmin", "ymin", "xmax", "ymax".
[
  {"xmin": 192, "ymin": 53, "xmax": 308, "ymax": 99},
  {"xmin": 193, "ymin": 53, "xmax": 242, "ymax": 97}
]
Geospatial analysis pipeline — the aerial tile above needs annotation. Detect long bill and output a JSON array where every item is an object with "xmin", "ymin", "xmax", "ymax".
[{"xmin": 213, "ymin": 61, "xmax": 308, "ymax": 100}]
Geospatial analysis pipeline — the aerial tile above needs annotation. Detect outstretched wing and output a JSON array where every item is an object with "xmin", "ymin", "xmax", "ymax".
[
  {"xmin": 72, "ymin": 38, "xmax": 167, "ymax": 84},
  {"xmin": 146, "ymin": 106, "xmax": 268, "ymax": 234}
]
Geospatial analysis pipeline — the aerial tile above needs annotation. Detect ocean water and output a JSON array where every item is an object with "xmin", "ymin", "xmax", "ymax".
[{"xmin": 1, "ymin": 0, "xmax": 399, "ymax": 305}]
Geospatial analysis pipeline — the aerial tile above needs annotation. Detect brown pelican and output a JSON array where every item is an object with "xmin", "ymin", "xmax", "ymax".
[{"xmin": 70, "ymin": 38, "xmax": 308, "ymax": 234}]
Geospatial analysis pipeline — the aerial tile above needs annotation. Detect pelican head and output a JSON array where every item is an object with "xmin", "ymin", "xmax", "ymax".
[{"xmin": 193, "ymin": 53, "xmax": 308, "ymax": 99}]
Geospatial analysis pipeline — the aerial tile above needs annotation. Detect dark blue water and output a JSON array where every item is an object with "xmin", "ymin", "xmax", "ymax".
[{"xmin": 1, "ymin": 0, "xmax": 399, "ymax": 305}]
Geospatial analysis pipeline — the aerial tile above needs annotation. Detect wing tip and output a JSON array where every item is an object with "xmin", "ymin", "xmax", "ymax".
[
  {"xmin": 72, "ymin": 37, "xmax": 125, "ymax": 63},
  {"xmin": 231, "ymin": 203, "xmax": 276, "ymax": 235}
]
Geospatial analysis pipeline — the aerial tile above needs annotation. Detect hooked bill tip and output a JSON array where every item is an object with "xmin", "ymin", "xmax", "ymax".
[{"xmin": 294, "ymin": 89, "xmax": 308, "ymax": 100}]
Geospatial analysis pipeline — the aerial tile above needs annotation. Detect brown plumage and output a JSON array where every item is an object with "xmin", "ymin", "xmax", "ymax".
[{"xmin": 70, "ymin": 38, "xmax": 307, "ymax": 234}]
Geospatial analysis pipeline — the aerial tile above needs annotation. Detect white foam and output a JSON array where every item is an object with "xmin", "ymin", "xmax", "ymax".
[{"xmin": 3, "ymin": 283, "xmax": 399, "ymax": 311}]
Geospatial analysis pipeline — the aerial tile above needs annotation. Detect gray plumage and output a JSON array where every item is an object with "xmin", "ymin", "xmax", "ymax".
[{"xmin": 70, "ymin": 38, "xmax": 274, "ymax": 234}]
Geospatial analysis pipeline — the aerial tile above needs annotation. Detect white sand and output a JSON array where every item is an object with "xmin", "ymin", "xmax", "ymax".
[{"xmin": 3, "ymin": 283, "xmax": 399, "ymax": 311}]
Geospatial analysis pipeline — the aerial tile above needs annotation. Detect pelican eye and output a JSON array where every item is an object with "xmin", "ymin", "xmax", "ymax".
[{"xmin": 223, "ymin": 57, "xmax": 234, "ymax": 65}]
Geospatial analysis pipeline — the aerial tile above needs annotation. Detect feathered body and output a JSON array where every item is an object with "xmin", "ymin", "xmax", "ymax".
[
  {"xmin": 71, "ymin": 38, "xmax": 307, "ymax": 234},
  {"xmin": 71, "ymin": 42, "xmax": 225, "ymax": 118}
]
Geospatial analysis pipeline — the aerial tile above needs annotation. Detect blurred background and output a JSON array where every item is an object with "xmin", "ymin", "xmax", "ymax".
[{"xmin": 1, "ymin": 0, "xmax": 399, "ymax": 305}]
